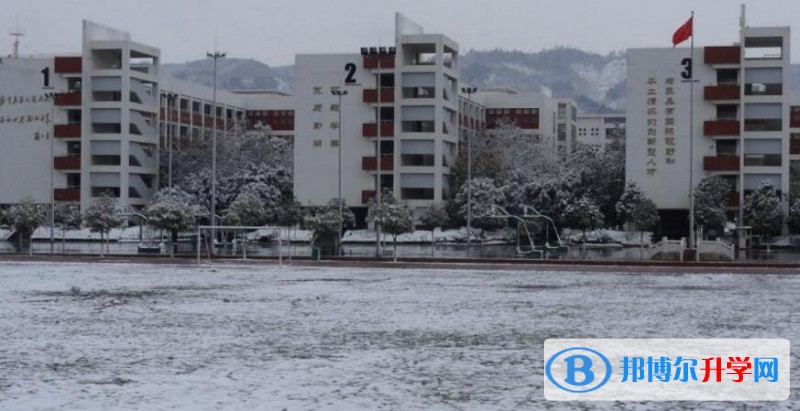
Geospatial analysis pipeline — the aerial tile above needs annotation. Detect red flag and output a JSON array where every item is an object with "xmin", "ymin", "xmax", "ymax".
[{"xmin": 672, "ymin": 17, "xmax": 693, "ymax": 47}]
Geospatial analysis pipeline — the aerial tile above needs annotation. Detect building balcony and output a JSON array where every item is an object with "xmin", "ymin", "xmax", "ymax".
[
  {"xmin": 362, "ymin": 121, "xmax": 394, "ymax": 137},
  {"xmin": 704, "ymin": 85, "xmax": 739, "ymax": 101},
  {"xmin": 363, "ymin": 55, "xmax": 395, "ymax": 70},
  {"xmin": 362, "ymin": 155, "xmax": 394, "ymax": 171},
  {"xmin": 54, "ymin": 188, "xmax": 80, "ymax": 202},
  {"xmin": 54, "ymin": 92, "xmax": 81, "ymax": 106},
  {"xmin": 703, "ymin": 156, "xmax": 739, "ymax": 172},
  {"xmin": 791, "ymin": 114, "xmax": 800, "ymax": 129},
  {"xmin": 727, "ymin": 191, "xmax": 740, "ymax": 207},
  {"xmin": 791, "ymin": 138, "xmax": 800, "ymax": 155},
  {"xmin": 54, "ymin": 124, "xmax": 81, "ymax": 138},
  {"xmin": 54, "ymin": 56, "xmax": 82, "ymax": 73},
  {"xmin": 704, "ymin": 46, "xmax": 741, "ymax": 65},
  {"xmin": 361, "ymin": 190, "xmax": 376, "ymax": 204},
  {"xmin": 704, "ymin": 120, "xmax": 740, "ymax": 136},
  {"xmin": 54, "ymin": 156, "xmax": 81, "ymax": 170},
  {"xmin": 363, "ymin": 88, "xmax": 394, "ymax": 104}
]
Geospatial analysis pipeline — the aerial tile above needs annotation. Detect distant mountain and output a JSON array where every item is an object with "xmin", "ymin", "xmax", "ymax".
[
  {"xmin": 460, "ymin": 47, "xmax": 626, "ymax": 113},
  {"xmin": 162, "ymin": 50, "xmax": 800, "ymax": 113},
  {"xmin": 161, "ymin": 58, "xmax": 293, "ymax": 92}
]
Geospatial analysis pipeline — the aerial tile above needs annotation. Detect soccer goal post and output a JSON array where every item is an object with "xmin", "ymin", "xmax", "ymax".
[{"xmin": 196, "ymin": 225, "xmax": 284, "ymax": 265}]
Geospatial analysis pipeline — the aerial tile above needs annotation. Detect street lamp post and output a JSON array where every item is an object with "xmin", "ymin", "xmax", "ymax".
[
  {"xmin": 206, "ymin": 50, "xmax": 226, "ymax": 248},
  {"xmin": 331, "ymin": 87, "xmax": 348, "ymax": 255},
  {"xmin": 361, "ymin": 45, "xmax": 396, "ymax": 257},
  {"xmin": 44, "ymin": 87, "xmax": 55, "ymax": 250},
  {"xmin": 461, "ymin": 86, "xmax": 477, "ymax": 252}
]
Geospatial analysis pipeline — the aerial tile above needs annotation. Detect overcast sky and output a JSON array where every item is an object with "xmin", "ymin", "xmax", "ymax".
[{"xmin": 7, "ymin": 0, "xmax": 800, "ymax": 66}]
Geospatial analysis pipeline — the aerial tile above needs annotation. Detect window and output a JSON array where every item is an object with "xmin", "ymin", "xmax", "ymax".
[{"xmin": 66, "ymin": 173, "xmax": 81, "ymax": 189}]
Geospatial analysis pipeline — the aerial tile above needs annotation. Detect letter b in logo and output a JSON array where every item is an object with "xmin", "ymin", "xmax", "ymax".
[
  {"xmin": 564, "ymin": 355, "xmax": 595, "ymax": 386},
  {"xmin": 545, "ymin": 347, "xmax": 612, "ymax": 394}
]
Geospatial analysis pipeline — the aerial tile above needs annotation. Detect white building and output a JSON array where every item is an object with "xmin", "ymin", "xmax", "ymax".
[
  {"xmin": 293, "ymin": 13, "xmax": 460, "ymax": 222},
  {"xmin": 626, "ymin": 23, "xmax": 795, "ymax": 237},
  {"xmin": 0, "ymin": 21, "xmax": 293, "ymax": 213},
  {"xmin": 576, "ymin": 113, "xmax": 625, "ymax": 148}
]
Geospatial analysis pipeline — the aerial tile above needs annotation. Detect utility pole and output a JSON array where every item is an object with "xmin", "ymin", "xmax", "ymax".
[
  {"xmin": 461, "ymin": 86, "xmax": 477, "ymax": 253},
  {"xmin": 206, "ymin": 50, "xmax": 226, "ymax": 249},
  {"xmin": 331, "ymin": 87, "xmax": 348, "ymax": 255},
  {"xmin": 10, "ymin": 21, "xmax": 24, "ymax": 58}
]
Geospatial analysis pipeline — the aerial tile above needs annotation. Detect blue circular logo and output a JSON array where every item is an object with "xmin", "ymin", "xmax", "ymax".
[{"xmin": 545, "ymin": 347, "xmax": 612, "ymax": 393}]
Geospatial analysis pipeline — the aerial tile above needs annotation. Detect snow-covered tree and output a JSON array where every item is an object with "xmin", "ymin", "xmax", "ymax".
[
  {"xmin": 276, "ymin": 197, "xmax": 304, "ymax": 228},
  {"xmin": 304, "ymin": 198, "xmax": 355, "ymax": 253},
  {"xmin": 615, "ymin": 181, "xmax": 646, "ymax": 230},
  {"xmin": 788, "ymin": 198, "xmax": 800, "ymax": 234},
  {"xmin": 629, "ymin": 197, "xmax": 660, "ymax": 247},
  {"xmin": 7, "ymin": 197, "xmax": 47, "ymax": 254},
  {"xmin": 455, "ymin": 177, "xmax": 506, "ymax": 238},
  {"xmin": 221, "ymin": 192, "xmax": 268, "ymax": 227},
  {"xmin": 83, "ymin": 193, "xmax": 123, "ymax": 255},
  {"xmin": 419, "ymin": 202, "xmax": 449, "ymax": 248},
  {"xmin": 563, "ymin": 196, "xmax": 604, "ymax": 241},
  {"xmin": 368, "ymin": 191, "xmax": 415, "ymax": 262},
  {"xmin": 54, "ymin": 203, "xmax": 82, "ymax": 229},
  {"xmin": 170, "ymin": 124, "xmax": 294, "ymax": 215},
  {"xmin": 743, "ymin": 181, "xmax": 784, "ymax": 238},
  {"xmin": 693, "ymin": 176, "xmax": 731, "ymax": 234},
  {"xmin": 145, "ymin": 187, "xmax": 202, "ymax": 257}
]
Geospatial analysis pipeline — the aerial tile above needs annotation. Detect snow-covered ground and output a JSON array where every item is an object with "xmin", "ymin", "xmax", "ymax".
[{"xmin": 0, "ymin": 262, "xmax": 797, "ymax": 410}]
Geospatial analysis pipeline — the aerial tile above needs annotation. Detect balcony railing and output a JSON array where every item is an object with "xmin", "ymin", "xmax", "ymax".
[
  {"xmin": 54, "ymin": 92, "xmax": 81, "ymax": 106},
  {"xmin": 363, "ymin": 55, "xmax": 395, "ymax": 69},
  {"xmin": 362, "ymin": 155, "xmax": 394, "ymax": 171},
  {"xmin": 54, "ymin": 156, "xmax": 81, "ymax": 170},
  {"xmin": 703, "ymin": 155, "xmax": 739, "ymax": 171},
  {"xmin": 361, "ymin": 190, "xmax": 376, "ymax": 204},
  {"xmin": 54, "ymin": 56, "xmax": 82, "ymax": 73},
  {"xmin": 791, "ymin": 138, "xmax": 800, "ymax": 155},
  {"xmin": 54, "ymin": 188, "xmax": 80, "ymax": 202},
  {"xmin": 363, "ymin": 88, "xmax": 394, "ymax": 103},
  {"xmin": 704, "ymin": 120, "xmax": 740, "ymax": 136},
  {"xmin": 704, "ymin": 85, "xmax": 739, "ymax": 101},
  {"xmin": 704, "ymin": 46, "xmax": 741, "ymax": 65},
  {"xmin": 54, "ymin": 124, "xmax": 81, "ymax": 138},
  {"xmin": 362, "ymin": 121, "xmax": 394, "ymax": 137}
]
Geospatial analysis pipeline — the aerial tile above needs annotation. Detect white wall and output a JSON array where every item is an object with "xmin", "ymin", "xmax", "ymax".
[
  {"xmin": 0, "ymin": 58, "xmax": 60, "ymax": 204},
  {"xmin": 626, "ymin": 48, "xmax": 715, "ymax": 210},
  {"xmin": 293, "ymin": 54, "xmax": 375, "ymax": 207}
]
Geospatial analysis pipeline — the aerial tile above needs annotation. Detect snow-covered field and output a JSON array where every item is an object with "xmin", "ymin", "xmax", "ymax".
[{"xmin": 0, "ymin": 262, "xmax": 797, "ymax": 410}]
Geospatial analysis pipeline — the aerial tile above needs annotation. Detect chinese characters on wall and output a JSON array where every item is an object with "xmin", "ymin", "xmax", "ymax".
[
  {"xmin": 0, "ymin": 93, "xmax": 54, "ymax": 141},
  {"xmin": 310, "ymin": 86, "xmax": 341, "ymax": 148},
  {"xmin": 644, "ymin": 77, "xmax": 678, "ymax": 176}
]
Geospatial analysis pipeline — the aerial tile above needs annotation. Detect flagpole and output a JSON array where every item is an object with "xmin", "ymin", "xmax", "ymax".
[{"xmin": 688, "ymin": 10, "xmax": 696, "ymax": 252}]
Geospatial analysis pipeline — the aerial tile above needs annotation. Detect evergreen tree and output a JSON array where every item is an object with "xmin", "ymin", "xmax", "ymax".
[
  {"xmin": 83, "ymin": 193, "xmax": 123, "ymax": 256},
  {"xmin": 455, "ymin": 177, "xmax": 506, "ymax": 238},
  {"xmin": 693, "ymin": 176, "xmax": 731, "ymax": 234},
  {"xmin": 367, "ymin": 191, "xmax": 415, "ymax": 262},
  {"xmin": 743, "ymin": 182, "xmax": 784, "ymax": 238},
  {"xmin": 145, "ymin": 187, "xmax": 201, "ymax": 257},
  {"xmin": 7, "ymin": 197, "xmax": 47, "ymax": 254}
]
